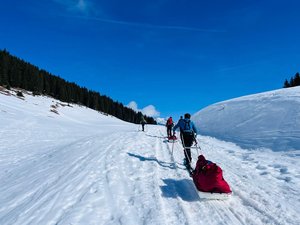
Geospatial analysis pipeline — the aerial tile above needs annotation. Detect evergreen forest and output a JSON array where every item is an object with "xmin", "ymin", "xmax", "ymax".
[{"xmin": 0, "ymin": 49, "xmax": 156, "ymax": 124}]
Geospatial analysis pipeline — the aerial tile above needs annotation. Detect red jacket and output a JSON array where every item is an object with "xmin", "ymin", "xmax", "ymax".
[{"xmin": 166, "ymin": 118, "xmax": 173, "ymax": 126}]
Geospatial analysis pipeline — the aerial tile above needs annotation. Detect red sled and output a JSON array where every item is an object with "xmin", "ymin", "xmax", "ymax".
[
  {"xmin": 168, "ymin": 135, "xmax": 177, "ymax": 141},
  {"xmin": 192, "ymin": 155, "xmax": 232, "ymax": 195}
]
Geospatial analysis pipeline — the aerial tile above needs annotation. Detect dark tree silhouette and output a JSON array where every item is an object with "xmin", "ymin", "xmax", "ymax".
[{"xmin": 284, "ymin": 72, "xmax": 300, "ymax": 88}]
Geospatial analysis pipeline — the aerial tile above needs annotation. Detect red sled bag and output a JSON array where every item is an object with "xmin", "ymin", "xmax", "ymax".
[
  {"xmin": 168, "ymin": 135, "xmax": 177, "ymax": 140},
  {"xmin": 192, "ymin": 155, "xmax": 231, "ymax": 193}
]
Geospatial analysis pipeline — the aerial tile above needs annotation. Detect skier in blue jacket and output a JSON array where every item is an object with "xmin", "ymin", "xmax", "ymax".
[{"xmin": 173, "ymin": 113, "xmax": 197, "ymax": 170}]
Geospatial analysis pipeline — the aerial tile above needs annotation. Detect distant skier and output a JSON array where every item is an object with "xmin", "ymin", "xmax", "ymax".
[
  {"xmin": 173, "ymin": 113, "xmax": 197, "ymax": 170},
  {"xmin": 166, "ymin": 116, "xmax": 174, "ymax": 138},
  {"xmin": 140, "ymin": 116, "xmax": 147, "ymax": 132}
]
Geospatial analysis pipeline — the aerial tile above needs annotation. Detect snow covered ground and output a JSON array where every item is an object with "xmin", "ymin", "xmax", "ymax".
[
  {"xmin": 0, "ymin": 89, "xmax": 300, "ymax": 225},
  {"xmin": 193, "ymin": 86, "xmax": 300, "ymax": 151}
]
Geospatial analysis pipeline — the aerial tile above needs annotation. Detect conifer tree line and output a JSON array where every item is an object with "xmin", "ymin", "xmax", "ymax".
[
  {"xmin": 0, "ymin": 49, "xmax": 156, "ymax": 124},
  {"xmin": 283, "ymin": 72, "xmax": 300, "ymax": 88}
]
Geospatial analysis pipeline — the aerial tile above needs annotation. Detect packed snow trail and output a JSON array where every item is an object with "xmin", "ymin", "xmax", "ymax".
[
  {"xmin": 1, "ymin": 92, "xmax": 299, "ymax": 225},
  {"xmin": 1, "ymin": 125, "xmax": 299, "ymax": 224}
]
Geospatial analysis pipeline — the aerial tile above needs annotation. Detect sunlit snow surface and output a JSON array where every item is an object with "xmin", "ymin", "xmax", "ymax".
[
  {"xmin": 1, "ymin": 89, "xmax": 299, "ymax": 225},
  {"xmin": 194, "ymin": 86, "xmax": 300, "ymax": 151}
]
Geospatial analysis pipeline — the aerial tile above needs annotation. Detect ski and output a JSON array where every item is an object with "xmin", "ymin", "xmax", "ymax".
[
  {"xmin": 167, "ymin": 135, "xmax": 177, "ymax": 142},
  {"xmin": 197, "ymin": 191, "xmax": 232, "ymax": 200}
]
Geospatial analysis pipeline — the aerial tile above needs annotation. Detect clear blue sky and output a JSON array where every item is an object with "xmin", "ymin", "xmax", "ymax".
[{"xmin": 1, "ymin": 0, "xmax": 300, "ymax": 119}]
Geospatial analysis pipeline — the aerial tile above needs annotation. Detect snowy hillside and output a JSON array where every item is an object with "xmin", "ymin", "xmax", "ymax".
[
  {"xmin": 193, "ymin": 86, "xmax": 300, "ymax": 151},
  {"xmin": 155, "ymin": 117, "xmax": 167, "ymax": 126},
  {"xmin": 1, "ymin": 88, "xmax": 300, "ymax": 225}
]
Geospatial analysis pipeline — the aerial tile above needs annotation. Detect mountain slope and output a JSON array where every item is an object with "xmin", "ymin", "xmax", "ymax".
[
  {"xmin": 0, "ymin": 90, "xmax": 299, "ymax": 225},
  {"xmin": 193, "ymin": 86, "xmax": 300, "ymax": 151}
]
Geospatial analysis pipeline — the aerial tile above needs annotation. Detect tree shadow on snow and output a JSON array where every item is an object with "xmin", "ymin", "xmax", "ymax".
[
  {"xmin": 160, "ymin": 179, "xmax": 199, "ymax": 202},
  {"xmin": 127, "ymin": 152, "xmax": 176, "ymax": 170}
]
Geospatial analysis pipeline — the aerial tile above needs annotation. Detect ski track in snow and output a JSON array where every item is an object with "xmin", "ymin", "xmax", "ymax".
[
  {"xmin": 1, "ymin": 125, "xmax": 300, "ymax": 225},
  {"xmin": 1, "ymin": 93, "xmax": 300, "ymax": 225}
]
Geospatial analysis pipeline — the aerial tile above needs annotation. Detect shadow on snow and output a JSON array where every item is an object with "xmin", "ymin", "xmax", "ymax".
[
  {"xmin": 160, "ymin": 179, "xmax": 199, "ymax": 202},
  {"xmin": 127, "ymin": 152, "xmax": 176, "ymax": 170},
  {"xmin": 145, "ymin": 134, "xmax": 167, "ymax": 139},
  {"xmin": 127, "ymin": 153, "xmax": 199, "ymax": 202}
]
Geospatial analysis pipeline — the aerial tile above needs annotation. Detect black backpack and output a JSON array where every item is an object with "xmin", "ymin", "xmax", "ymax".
[{"xmin": 181, "ymin": 120, "xmax": 194, "ymax": 135}]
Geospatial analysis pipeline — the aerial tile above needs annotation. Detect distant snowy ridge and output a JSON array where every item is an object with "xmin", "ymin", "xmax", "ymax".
[{"xmin": 193, "ymin": 86, "xmax": 300, "ymax": 151}]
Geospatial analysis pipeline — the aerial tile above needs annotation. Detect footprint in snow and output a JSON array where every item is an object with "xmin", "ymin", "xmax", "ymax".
[
  {"xmin": 270, "ymin": 164, "xmax": 290, "ymax": 175},
  {"xmin": 242, "ymin": 153, "xmax": 255, "ymax": 162},
  {"xmin": 279, "ymin": 167, "xmax": 289, "ymax": 175},
  {"xmin": 277, "ymin": 176, "xmax": 292, "ymax": 183},
  {"xmin": 260, "ymin": 171, "xmax": 269, "ymax": 176},
  {"xmin": 256, "ymin": 165, "xmax": 267, "ymax": 170}
]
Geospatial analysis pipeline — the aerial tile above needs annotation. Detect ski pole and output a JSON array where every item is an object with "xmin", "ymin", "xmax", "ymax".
[
  {"xmin": 171, "ymin": 131, "xmax": 176, "ymax": 155},
  {"xmin": 193, "ymin": 134, "xmax": 201, "ymax": 155},
  {"xmin": 171, "ymin": 138, "xmax": 175, "ymax": 156},
  {"xmin": 194, "ymin": 135, "xmax": 199, "ymax": 155}
]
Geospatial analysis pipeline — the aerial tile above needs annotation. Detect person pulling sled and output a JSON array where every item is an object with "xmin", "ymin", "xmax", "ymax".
[{"xmin": 173, "ymin": 113, "xmax": 197, "ymax": 172}]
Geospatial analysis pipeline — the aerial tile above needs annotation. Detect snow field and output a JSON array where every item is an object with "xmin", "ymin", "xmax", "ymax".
[
  {"xmin": 194, "ymin": 86, "xmax": 300, "ymax": 151},
  {"xmin": 1, "ymin": 90, "xmax": 300, "ymax": 225}
]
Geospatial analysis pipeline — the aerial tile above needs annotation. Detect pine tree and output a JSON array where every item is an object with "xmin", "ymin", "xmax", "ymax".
[
  {"xmin": 283, "ymin": 79, "xmax": 290, "ymax": 88},
  {"xmin": 294, "ymin": 72, "xmax": 300, "ymax": 86}
]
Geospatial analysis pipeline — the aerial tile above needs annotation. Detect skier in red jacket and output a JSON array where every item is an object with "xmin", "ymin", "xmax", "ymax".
[{"xmin": 166, "ymin": 117, "xmax": 174, "ymax": 138}]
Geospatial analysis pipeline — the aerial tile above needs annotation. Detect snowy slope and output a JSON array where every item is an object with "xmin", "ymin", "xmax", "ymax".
[
  {"xmin": 155, "ymin": 117, "xmax": 167, "ymax": 126},
  {"xmin": 193, "ymin": 86, "xmax": 300, "ymax": 151},
  {"xmin": 1, "ymin": 89, "xmax": 300, "ymax": 225}
]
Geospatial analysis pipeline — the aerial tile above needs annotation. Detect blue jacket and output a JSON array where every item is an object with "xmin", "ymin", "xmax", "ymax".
[{"xmin": 173, "ymin": 118, "xmax": 197, "ymax": 134}]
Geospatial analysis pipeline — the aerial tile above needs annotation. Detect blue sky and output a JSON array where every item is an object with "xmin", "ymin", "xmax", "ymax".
[{"xmin": 1, "ymin": 0, "xmax": 300, "ymax": 119}]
